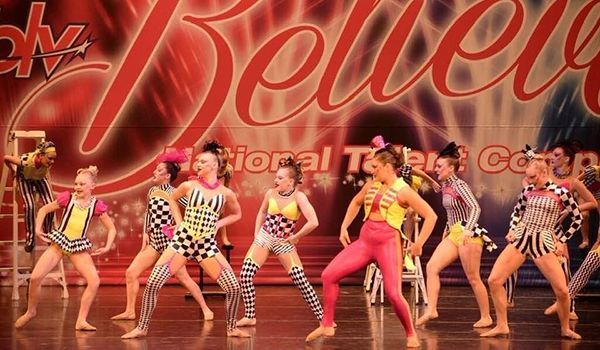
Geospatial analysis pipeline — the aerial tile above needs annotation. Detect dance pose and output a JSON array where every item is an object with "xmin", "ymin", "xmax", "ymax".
[
  {"xmin": 14, "ymin": 166, "xmax": 116, "ymax": 330},
  {"xmin": 4, "ymin": 141, "xmax": 57, "ymax": 252},
  {"xmin": 416, "ymin": 142, "xmax": 496, "ymax": 328},
  {"xmin": 505, "ymin": 142, "xmax": 596, "ymax": 307},
  {"xmin": 237, "ymin": 157, "xmax": 322, "ymax": 327},
  {"xmin": 482, "ymin": 154, "xmax": 582, "ymax": 339},
  {"xmin": 306, "ymin": 136, "xmax": 437, "ymax": 347},
  {"xmin": 122, "ymin": 140, "xmax": 248, "ymax": 339},
  {"xmin": 112, "ymin": 150, "xmax": 213, "ymax": 321}
]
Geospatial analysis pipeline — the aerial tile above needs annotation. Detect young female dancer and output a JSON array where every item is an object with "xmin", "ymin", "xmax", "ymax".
[
  {"xmin": 482, "ymin": 154, "xmax": 582, "ymax": 339},
  {"xmin": 4, "ymin": 141, "xmax": 58, "ymax": 252},
  {"xmin": 122, "ymin": 141, "xmax": 248, "ymax": 339},
  {"xmin": 237, "ymin": 157, "xmax": 322, "ymax": 327},
  {"xmin": 416, "ymin": 142, "xmax": 496, "ymax": 328},
  {"xmin": 306, "ymin": 136, "xmax": 437, "ymax": 348},
  {"xmin": 578, "ymin": 161, "xmax": 600, "ymax": 248},
  {"xmin": 111, "ymin": 150, "xmax": 213, "ymax": 321},
  {"xmin": 14, "ymin": 166, "xmax": 116, "ymax": 330}
]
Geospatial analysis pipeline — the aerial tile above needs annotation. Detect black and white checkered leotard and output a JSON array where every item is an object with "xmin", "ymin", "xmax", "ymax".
[{"xmin": 143, "ymin": 184, "xmax": 188, "ymax": 253}]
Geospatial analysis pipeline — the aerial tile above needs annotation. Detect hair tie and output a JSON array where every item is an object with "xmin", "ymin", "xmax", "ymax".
[{"xmin": 521, "ymin": 144, "xmax": 537, "ymax": 161}]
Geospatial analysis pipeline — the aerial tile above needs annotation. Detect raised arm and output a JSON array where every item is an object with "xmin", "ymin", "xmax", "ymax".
[
  {"xmin": 572, "ymin": 179, "xmax": 598, "ymax": 213},
  {"xmin": 411, "ymin": 167, "xmax": 441, "ymax": 192},
  {"xmin": 3, "ymin": 155, "xmax": 21, "ymax": 173}
]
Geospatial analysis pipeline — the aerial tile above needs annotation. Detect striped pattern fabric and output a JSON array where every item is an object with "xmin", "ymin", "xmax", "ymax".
[
  {"xmin": 143, "ymin": 184, "xmax": 187, "ymax": 253},
  {"xmin": 568, "ymin": 249, "xmax": 600, "ymax": 312},
  {"xmin": 253, "ymin": 229, "xmax": 296, "ymax": 255},
  {"xmin": 16, "ymin": 175, "xmax": 54, "ymax": 250}
]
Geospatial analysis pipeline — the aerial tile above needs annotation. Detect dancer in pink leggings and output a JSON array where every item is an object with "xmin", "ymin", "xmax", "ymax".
[{"xmin": 306, "ymin": 136, "xmax": 437, "ymax": 348}]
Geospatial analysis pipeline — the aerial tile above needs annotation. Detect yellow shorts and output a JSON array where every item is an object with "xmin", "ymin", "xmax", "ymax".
[{"xmin": 448, "ymin": 222, "xmax": 483, "ymax": 246}]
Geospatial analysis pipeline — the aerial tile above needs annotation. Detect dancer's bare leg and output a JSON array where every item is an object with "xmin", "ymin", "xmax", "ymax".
[
  {"xmin": 15, "ymin": 244, "xmax": 63, "ymax": 328},
  {"xmin": 458, "ymin": 242, "xmax": 492, "ymax": 328},
  {"xmin": 417, "ymin": 238, "xmax": 458, "ymax": 326},
  {"xmin": 481, "ymin": 245, "xmax": 524, "ymax": 337},
  {"xmin": 112, "ymin": 247, "xmax": 159, "ymax": 320},
  {"xmin": 70, "ymin": 252, "xmax": 101, "ymax": 331},
  {"xmin": 174, "ymin": 265, "xmax": 214, "ymax": 320}
]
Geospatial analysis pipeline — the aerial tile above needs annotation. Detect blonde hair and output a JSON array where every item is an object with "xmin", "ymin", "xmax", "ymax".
[
  {"xmin": 526, "ymin": 155, "xmax": 549, "ymax": 174},
  {"xmin": 77, "ymin": 165, "xmax": 99, "ymax": 183}
]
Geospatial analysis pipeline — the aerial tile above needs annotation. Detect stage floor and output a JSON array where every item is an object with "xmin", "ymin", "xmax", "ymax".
[{"xmin": 2, "ymin": 285, "xmax": 599, "ymax": 349}]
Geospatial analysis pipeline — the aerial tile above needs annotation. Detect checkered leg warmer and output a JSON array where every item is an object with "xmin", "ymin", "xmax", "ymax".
[
  {"xmin": 568, "ymin": 250, "xmax": 600, "ymax": 313},
  {"xmin": 137, "ymin": 264, "xmax": 171, "ymax": 331},
  {"xmin": 240, "ymin": 258, "xmax": 259, "ymax": 319},
  {"xmin": 217, "ymin": 268, "xmax": 241, "ymax": 332},
  {"xmin": 289, "ymin": 266, "xmax": 323, "ymax": 321}
]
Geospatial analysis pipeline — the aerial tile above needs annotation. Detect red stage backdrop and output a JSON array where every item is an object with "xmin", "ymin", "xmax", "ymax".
[{"xmin": 1, "ymin": 1, "xmax": 599, "ymax": 286}]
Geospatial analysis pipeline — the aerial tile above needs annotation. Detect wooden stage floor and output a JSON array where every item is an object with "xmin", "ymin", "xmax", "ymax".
[{"xmin": 2, "ymin": 285, "xmax": 599, "ymax": 349}]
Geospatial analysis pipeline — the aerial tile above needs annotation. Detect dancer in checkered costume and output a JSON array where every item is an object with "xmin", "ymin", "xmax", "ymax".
[
  {"xmin": 15, "ymin": 166, "xmax": 117, "ymax": 331},
  {"xmin": 482, "ymin": 155, "xmax": 582, "ymax": 339},
  {"xmin": 307, "ymin": 136, "xmax": 438, "ymax": 348},
  {"xmin": 112, "ymin": 150, "xmax": 213, "ymax": 321},
  {"xmin": 3, "ymin": 141, "xmax": 57, "ymax": 252},
  {"xmin": 122, "ymin": 140, "xmax": 249, "ymax": 339},
  {"xmin": 237, "ymin": 157, "xmax": 323, "ymax": 327},
  {"xmin": 417, "ymin": 142, "xmax": 495, "ymax": 328}
]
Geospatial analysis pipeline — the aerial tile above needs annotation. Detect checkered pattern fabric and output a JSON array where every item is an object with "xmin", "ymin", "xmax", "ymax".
[
  {"xmin": 180, "ymin": 206, "xmax": 219, "ymax": 240},
  {"xmin": 149, "ymin": 228, "xmax": 171, "ymax": 253},
  {"xmin": 568, "ymin": 249, "xmax": 600, "ymax": 312},
  {"xmin": 262, "ymin": 213, "xmax": 297, "ymax": 239},
  {"xmin": 582, "ymin": 165, "xmax": 600, "ymax": 199},
  {"xmin": 289, "ymin": 266, "xmax": 323, "ymax": 321},
  {"xmin": 253, "ymin": 229, "xmax": 296, "ymax": 255},
  {"xmin": 458, "ymin": 221, "xmax": 498, "ymax": 252},
  {"xmin": 137, "ymin": 264, "xmax": 171, "ymax": 331},
  {"xmin": 510, "ymin": 182, "xmax": 582, "ymax": 243},
  {"xmin": 240, "ymin": 258, "xmax": 259, "ymax": 319},
  {"xmin": 217, "ymin": 268, "xmax": 241, "ymax": 332},
  {"xmin": 146, "ymin": 197, "xmax": 173, "ymax": 231},
  {"xmin": 48, "ymin": 230, "xmax": 92, "ymax": 254},
  {"xmin": 169, "ymin": 227, "xmax": 220, "ymax": 263}
]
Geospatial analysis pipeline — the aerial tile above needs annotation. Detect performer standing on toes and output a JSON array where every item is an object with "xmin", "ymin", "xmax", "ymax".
[
  {"xmin": 14, "ymin": 166, "xmax": 116, "ymax": 330},
  {"xmin": 237, "ymin": 157, "xmax": 322, "ymax": 327},
  {"xmin": 4, "ymin": 141, "xmax": 58, "ymax": 252},
  {"xmin": 482, "ymin": 154, "xmax": 582, "ymax": 339},
  {"xmin": 112, "ymin": 150, "xmax": 213, "ymax": 321},
  {"xmin": 306, "ymin": 136, "xmax": 437, "ymax": 347},
  {"xmin": 122, "ymin": 140, "xmax": 249, "ymax": 339},
  {"xmin": 416, "ymin": 142, "xmax": 496, "ymax": 328}
]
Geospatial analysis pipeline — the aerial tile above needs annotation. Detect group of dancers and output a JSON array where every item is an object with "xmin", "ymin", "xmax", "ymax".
[{"xmin": 5, "ymin": 135, "xmax": 600, "ymax": 347}]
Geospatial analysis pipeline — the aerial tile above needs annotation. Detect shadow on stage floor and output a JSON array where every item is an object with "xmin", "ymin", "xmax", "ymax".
[{"xmin": 2, "ymin": 285, "xmax": 599, "ymax": 349}]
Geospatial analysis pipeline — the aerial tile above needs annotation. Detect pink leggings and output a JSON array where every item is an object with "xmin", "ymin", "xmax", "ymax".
[{"xmin": 321, "ymin": 220, "xmax": 415, "ymax": 337}]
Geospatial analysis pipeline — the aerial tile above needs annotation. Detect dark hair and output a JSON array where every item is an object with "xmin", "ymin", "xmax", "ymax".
[
  {"xmin": 37, "ymin": 141, "xmax": 56, "ymax": 153},
  {"xmin": 551, "ymin": 140, "xmax": 582, "ymax": 166},
  {"xmin": 278, "ymin": 156, "xmax": 303, "ymax": 185},
  {"xmin": 374, "ymin": 144, "xmax": 404, "ymax": 170},
  {"xmin": 437, "ymin": 142, "xmax": 462, "ymax": 171},
  {"xmin": 163, "ymin": 161, "xmax": 181, "ymax": 182},
  {"xmin": 202, "ymin": 140, "xmax": 230, "ymax": 178}
]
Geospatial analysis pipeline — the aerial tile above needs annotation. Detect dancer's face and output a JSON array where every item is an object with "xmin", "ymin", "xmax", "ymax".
[
  {"xmin": 274, "ymin": 168, "xmax": 295, "ymax": 192},
  {"xmin": 152, "ymin": 163, "xmax": 170, "ymax": 185},
  {"xmin": 551, "ymin": 147, "xmax": 568, "ymax": 169},
  {"xmin": 74, "ymin": 173, "xmax": 95, "ymax": 199},
  {"xmin": 195, "ymin": 152, "xmax": 218, "ymax": 177},
  {"xmin": 435, "ymin": 158, "xmax": 454, "ymax": 181},
  {"xmin": 41, "ymin": 151, "xmax": 57, "ymax": 168},
  {"xmin": 525, "ymin": 163, "xmax": 548, "ymax": 188},
  {"xmin": 371, "ymin": 158, "xmax": 393, "ymax": 182}
]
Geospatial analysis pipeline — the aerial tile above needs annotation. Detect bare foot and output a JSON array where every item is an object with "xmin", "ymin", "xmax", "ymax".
[
  {"xmin": 569, "ymin": 312, "xmax": 579, "ymax": 320},
  {"xmin": 202, "ymin": 309, "xmax": 214, "ymax": 321},
  {"xmin": 416, "ymin": 311, "xmax": 438, "ymax": 326},
  {"xmin": 407, "ymin": 335, "xmax": 420, "ymax": 348},
  {"xmin": 578, "ymin": 241, "xmax": 589, "ymax": 249},
  {"xmin": 111, "ymin": 311, "xmax": 136, "ymax": 320},
  {"xmin": 15, "ymin": 312, "xmax": 36, "ymax": 329},
  {"xmin": 121, "ymin": 327, "xmax": 147, "ymax": 339},
  {"xmin": 544, "ymin": 302, "xmax": 557, "ymax": 315},
  {"xmin": 473, "ymin": 317, "xmax": 493, "ymax": 328},
  {"xmin": 305, "ymin": 326, "xmax": 335, "ymax": 342},
  {"xmin": 561, "ymin": 329, "xmax": 581, "ymax": 339},
  {"xmin": 75, "ymin": 321, "xmax": 97, "ymax": 331},
  {"xmin": 236, "ymin": 317, "xmax": 256, "ymax": 327},
  {"xmin": 227, "ymin": 328, "xmax": 251, "ymax": 338},
  {"xmin": 480, "ymin": 325, "xmax": 510, "ymax": 337}
]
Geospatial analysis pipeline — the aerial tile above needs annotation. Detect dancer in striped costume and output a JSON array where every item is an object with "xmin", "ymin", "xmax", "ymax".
[
  {"xmin": 15, "ymin": 166, "xmax": 116, "ymax": 330},
  {"xmin": 112, "ymin": 150, "xmax": 213, "ymax": 321},
  {"xmin": 417, "ymin": 142, "xmax": 496, "ymax": 328},
  {"xmin": 122, "ymin": 141, "xmax": 249, "ymax": 339},
  {"xmin": 482, "ymin": 155, "xmax": 582, "ymax": 339},
  {"xmin": 237, "ymin": 157, "xmax": 322, "ymax": 328},
  {"xmin": 4, "ymin": 141, "xmax": 57, "ymax": 252}
]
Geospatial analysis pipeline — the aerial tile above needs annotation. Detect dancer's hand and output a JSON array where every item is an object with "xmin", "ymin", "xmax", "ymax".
[
  {"xmin": 410, "ymin": 242, "xmax": 423, "ymax": 256},
  {"xmin": 505, "ymin": 230, "xmax": 515, "ymax": 242},
  {"xmin": 285, "ymin": 234, "xmax": 300, "ymax": 245},
  {"xmin": 461, "ymin": 230, "xmax": 473, "ymax": 245},
  {"xmin": 431, "ymin": 181, "xmax": 441, "ymax": 193},
  {"xmin": 554, "ymin": 242, "xmax": 565, "ymax": 257},
  {"xmin": 91, "ymin": 246, "xmax": 111, "ymax": 256},
  {"xmin": 36, "ymin": 229, "xmax": 51, "ymax": 243},
  {"xmin": 339, "ymin": 228, "xmax": 351, "ymax": 247}
]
